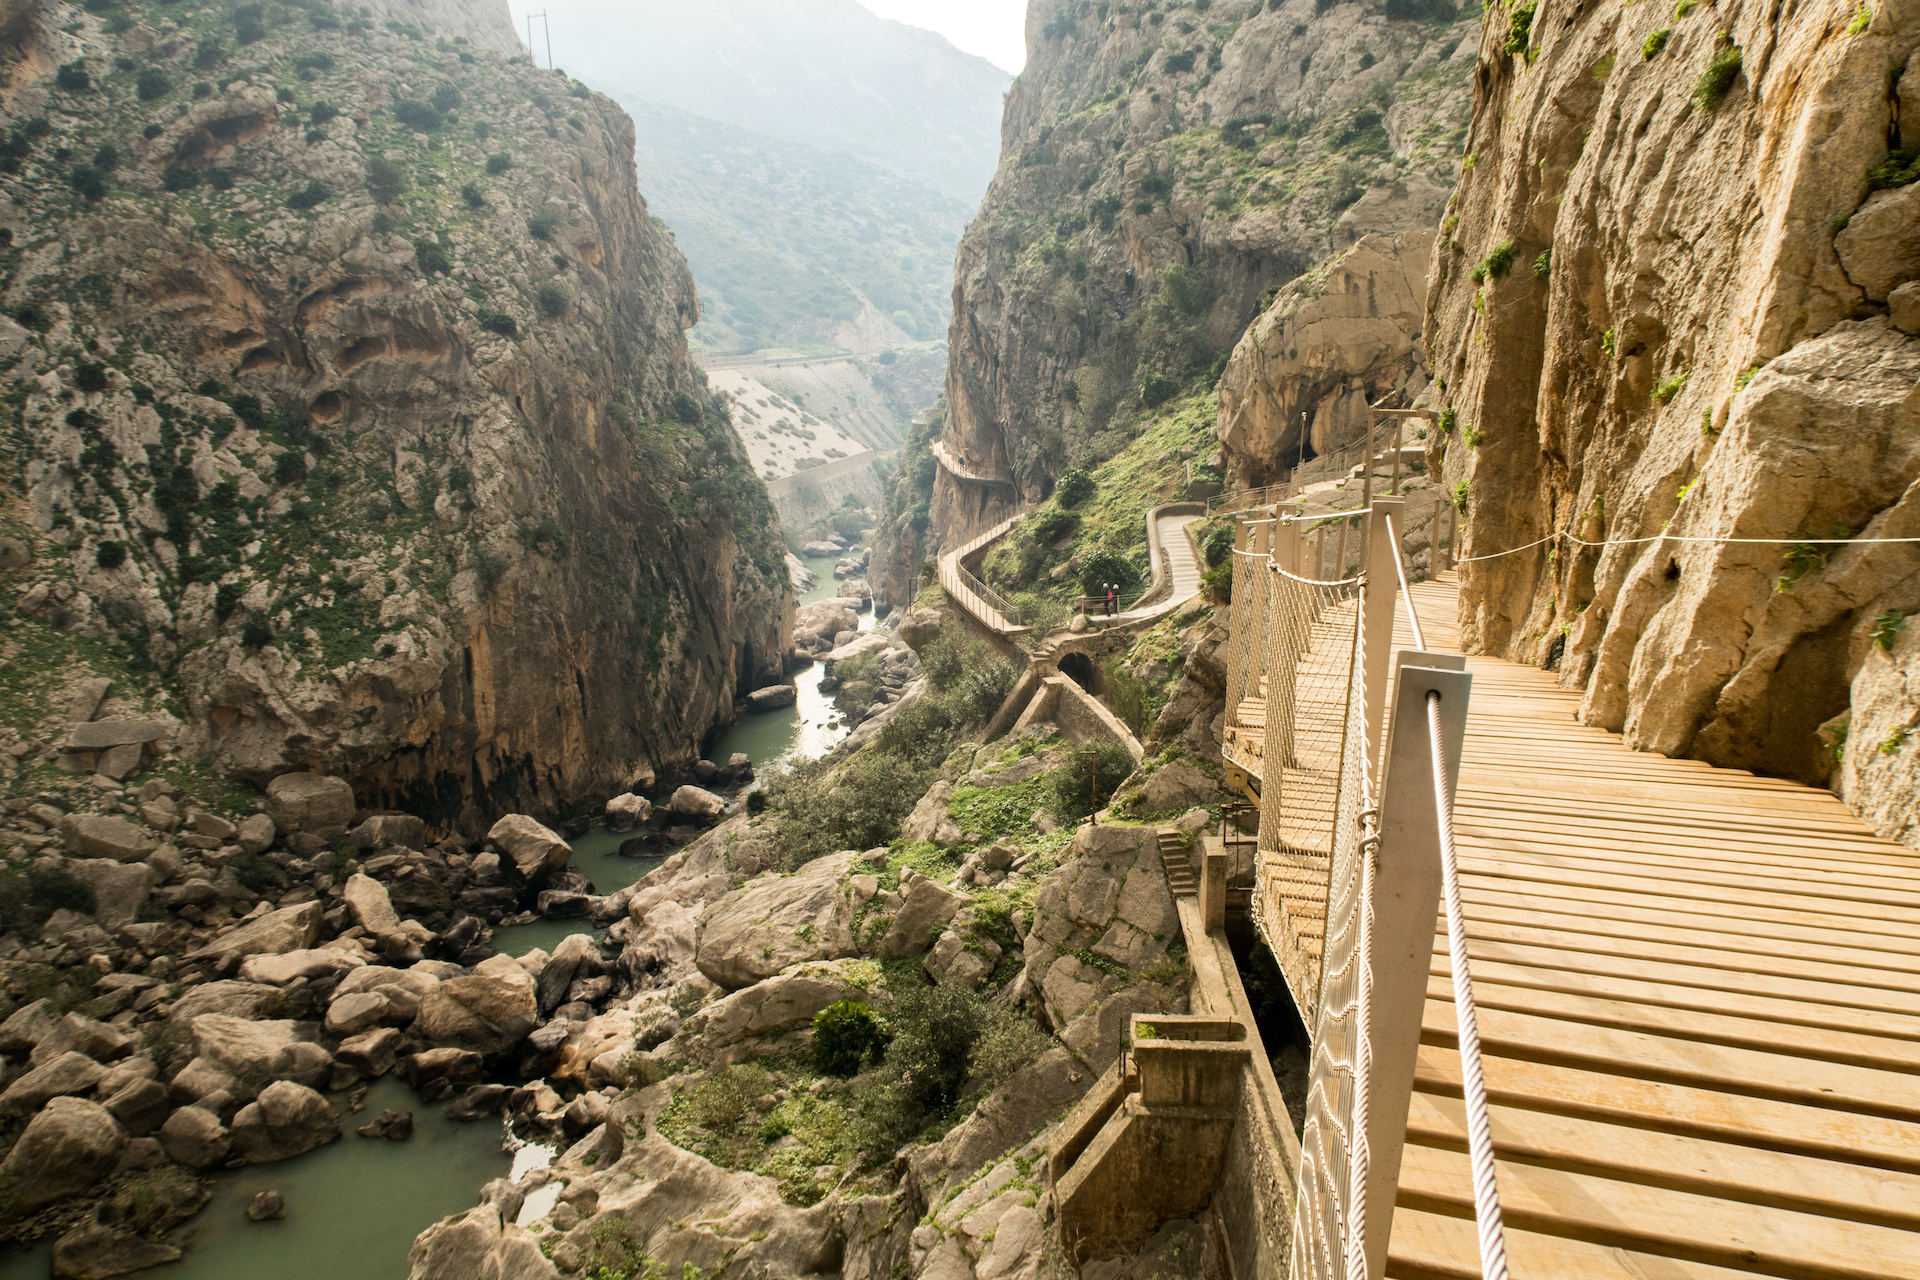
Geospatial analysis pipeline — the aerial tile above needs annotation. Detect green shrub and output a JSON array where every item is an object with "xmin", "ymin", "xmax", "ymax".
[
  {"xmin": 1472, "ymin": 238, "xmax": 1517, "ymax": 282},
  {"xmin": 0, "ymin": 867, "xmax": 97, "ymax": 937},
  {"xmin": 1102, "ymin": 657, "xmax": 1152, "ymax": 739},
  {"xmin": 74, "ymin": 362, "xmax": 110, "ymax": 393},
  {"xmin": 460, "ymin": 182, "xmax": 486, "ymax": 208},
  {"xmin": 527, "ymin": 211, "xmax": 558, "ymax": 241},
  {"xmin": 1079, "ymin": 547, "xmax": 1140, "ymax": 599},
  {"xmin": 1503, "ymin": 2, "xmax": 1536, "ymax": 54},
  {"xmin": 1202, "ymin": 522, "xmax": 1235, "ymax": 568},
  {"xmin": 392, "ymin": 99, "xmax": 442, "ymax": 131},
  {"xmin": 274, "ymin": 451, "xmax": 307, "ymax": 485},
  {"xmin": 478, "ymin": 310, "xmax": 519, "ymax": 338},
  {"xmin": 1652, "ymin": 370, "xmax": 1690, "ymax": 403},
  {"xmin": 136, "ymin": 68, "xmax": 171, "ymax": 100},
  {"xmin": 234, "ymin": 4, "xmax": 265, "ymax": 44},
  {"xmin": 309, "ymin": 102, "xmax": 339, "ymax": 124},
  {"xmin": 1055, "ymin": 468, "xmax": 1096, "ymax": 508},
  {"xmin": 69, "ymin": 164, "xmax": 107, "ymax": 200},
  {"xmin": 286, "ymin": 180, "xmax": 330, "ymax": 210},
  {"xmin": 536, "ymin": 282, "xmax": 569, "ymax": 318},
  {"xmin": 813, "ymin": 1000, "xmax": 887, "ymax": 1076},
  {"xmin": 56, "ymin": 62, "xmax": 90, "ymax": 92},
  {"xmin": 1642, "ymin": 27, "xmax": 1671, "ymax": 58},
  {"xmin": 432, "ymin": 84, "xmax": 463, "ymax": 112},
  {"xmin": 293, "ymin": 51, "xmax": 335, "ymax": 76},
  {"xmin": 142, "ymin": 123, "xmax": 163, "ymax": 139},
  {"xmin": 1692, "ymin": 44, "xmax": 1742, "ymax": 108},
  {"xmin": 162, "ymin": 167, "xmax": 200, "ymax": 192},
  {"xmin": 1046, "ymin": 738, "xmax": 1136, "ymax": 822},
  {"xmin": 241, "ymin": 618, "xmax": 274, "ymax": 649},
  {"xmin": 1872, "ymin": 610, "xmax": 1908, "ymax": 652},
  {"xmin": 1867, "ymin": 146, "xmax": 1920, "ymax": 191},
  {"xmin": 485, "ymin": 151, "xmax": 513, "ymax": 174},
  {"xmin": 1532, "ymin": 249, "xmax": 1552, "ymax": 279},
  {"xmin": 1163, "ymin": 48, "xmax": 1197, "ymax": 72},
  {"xmin": 414, "ymin": 237, "xmax": 453, "ymax": 275},
  {"xmin": 366, "ymin": 156, "xmax": 409, "ymax": 203},
  {"xmin": 94, "ymin": 540, "xmax": 126, "ymax": 569}
]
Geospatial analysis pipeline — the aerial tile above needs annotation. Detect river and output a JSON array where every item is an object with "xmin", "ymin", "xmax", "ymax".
[{"xmin": 0, "ymin": 554, "xmax": 872, "ymax": 1280}]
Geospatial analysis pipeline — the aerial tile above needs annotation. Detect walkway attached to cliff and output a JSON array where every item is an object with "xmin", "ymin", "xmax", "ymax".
[
  {"xmin": 937, "ymin": 514, "xmax": 1032, "ymax": 636},
  {"xmin": 1247, "ymin": 571, "xmax": 1920, "ymax": 1280},
  {"xmin": 931, "ymin": 440, "xmax": 1017, "ymax": 487}
]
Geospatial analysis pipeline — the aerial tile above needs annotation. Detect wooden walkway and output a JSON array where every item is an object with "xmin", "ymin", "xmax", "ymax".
[{"xmin": 1265, "ymin": 573, "xmax": 1920, "ymax": 1279}]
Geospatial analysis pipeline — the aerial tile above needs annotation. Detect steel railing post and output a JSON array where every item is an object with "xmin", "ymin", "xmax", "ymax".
[
  {"xmin": 1362, "ymin": 500, "xmax": 1403, "ymax": 775},
  {"xmin": 1364, "ymin": 652, "xmax": 1471, "ymax": 1280}
]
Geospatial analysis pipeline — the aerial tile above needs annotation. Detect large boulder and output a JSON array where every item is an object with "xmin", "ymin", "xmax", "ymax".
[
  {"xmin": 681, "ymin": 960, "xmax": 871, "ymax": 1050},
  {"xmin": 695, "ymin": 851, "xmax": 859, "ymax": 989},
  {"xmin": 168, "ymin": 981, "xmax": 284, "ymax": 1022},
  {"xmin": 604, "ymin": 793, "xmax": 650, "ymax": 832},
  {"xmin": 534, "ymin": 931, "xmax": 598, "ymax": 1017},
  {"xmin": 61, "ymin": 860, "xmax": 151, "ymax": 928},
  {"xmin": 31, "ymin": 1013, "xmax": 132, "ymax": 1066},
  {"xmin": 332, "ymin": 966, "xmax": 440, "ymax": 1022},
  {"xmin": 350, "ymin": 813, "xmax": 428, "ymax": 851},
  {"xmin": 746, "ymin": 685, "xmax": 798, "ymax": 712},
  {"xmin": 190, "ymin": 1015, "xmax": 331, "ymax": 1095},
  {"xmin": 186, "ymin": 901, "xmax": 324, "ymax": 963},
  {"xmin": 487, "ymin": 815, "xmax": 571, "ymax": 881},
  {"xmin": 264, "ymin": 773, "xmax": 356, "ymax": 835},
  {"xmin": 343, "ymin": 873, "xmax": 402, "ymax": 935},
  {"xmin": 157, "ymin": 1104, "xmax": 229, "ymax": 1170},
  {"xmin": 51, "ymin": 1224, "xmax": 182, "ymax": 1279},
  {"xmin": 239, "ymin": 947, "xmax": 363, "ymax": 986},
  {"xmin": 0, "ymin": 1097, "xmax": 125, "ymax": 1211},
  {"xmin": 1835, "ymin": 182, "xmax": 1920, "ymax": 302},
  {"xmin": 896, "ymin": 607, "xmax": 945, "ymax": 654},
  {"xmin": 412, "ymin": 955, "xmax": 538, "ymax": 1056},
  {"xmin": 899, "ymin": 781, "xmax": 962, "ymax": 847},
  {"xmin": 879, "ymin": 876, "xmax": 967, "ymax": 960},
  {"xmin": 229, "ymin": 1080, "xmax": 339, "ymax": 1163},
  {"xmin": 0, "ymin": 1051, "xmax": 106, "ymax": 1113},
  {"xmin": 668, "ymin": 785, "xmax": 726, "ymax": 819},
  {"xmin": 1137, "ymin": 758, "xmax": 1224, "ymax": 813},
  {"xmin": 59, "ymin": 815, "xmax": 154, "ymax": 863},
  {"xmin": 0, "ymin": 999, "xmax": 58, "ymax": 1055},
  {"xmin": 236, "ymin": 813, "xmax": 276, "ymax": 854}
]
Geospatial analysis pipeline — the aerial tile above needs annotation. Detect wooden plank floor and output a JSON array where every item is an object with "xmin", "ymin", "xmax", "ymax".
[{"xmin": 1265, "ymin": 573, "xmax": 1920, "ymax": 1280}]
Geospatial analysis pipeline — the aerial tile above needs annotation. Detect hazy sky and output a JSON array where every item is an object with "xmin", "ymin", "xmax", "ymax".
[
  {"xmin": 857, "ymin": 0, "xmax": 1028, "ymax": 72},
  {"xmin": 506, "ymin": 0, "xmax": 1030, "ymax": 75}
]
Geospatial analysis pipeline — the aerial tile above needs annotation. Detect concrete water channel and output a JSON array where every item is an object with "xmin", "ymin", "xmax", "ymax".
[{"xmin": 0, "ymin": 553, "xmax": 875, "ymax": 1280}]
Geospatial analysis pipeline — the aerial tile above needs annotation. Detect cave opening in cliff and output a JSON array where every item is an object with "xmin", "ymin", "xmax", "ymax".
[{"xmin": 1058, "ymin": 651, "xmax": 1101, "ymax": 694}]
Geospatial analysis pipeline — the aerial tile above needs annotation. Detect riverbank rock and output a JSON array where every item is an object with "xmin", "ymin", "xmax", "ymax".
[
  {"xmin": 265, "ymin": 774, "xmax": 356, "ymax": 835},
  {"xmin": 0, "ymin": 1051, "xmax": 106, "ymax": 1113},
  {"xmin": 488, "ymin": 815, "xmax": 572, "ymax": 881},
  {"xmin": 230, "ymin": 1080, "xmax": 340, "ymax": 1162},
  {"xmin": 186, "ymin": 901, "xmax": 324, "ymax": 963},
  {"xmin": 50, "ymin": 1225, "xmax": 182, "ymax": 1279},
  {"xmin": 0, "ymin": 1097, "xmax": 126, "ymax": 1211},
  {"xmin": 897, "ymin": 608, "xmax": 944, "ymax": 654},
  {"xmin": 191, "ymin": 1016, "xmax": 331, "ymax": 1094},
  {"xmin": 413, "ymin": 955, "xmax": 538, "ymax": 1056},
  {"xmin": 158, "ymin": 1105, "xmax": 230, "ymax": 1170},
  {"xmin": 879, "ymin": 876, "xmax": 967, "ymax": 960},
  {"xmin": 900, "ymin": 781, "xmax": 962, "ymax": 847},
  {"xmin": 240, "ymin": 948, "xmax": 363, "ymax": 987},
  {"xmin": 695, "ymin": 851, "xmax": 859, "ymax": 989}
]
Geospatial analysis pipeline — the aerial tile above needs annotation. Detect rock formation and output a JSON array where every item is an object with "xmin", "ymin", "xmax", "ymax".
[
  {"xmin": 0, "ymin": 0, "xmax": 790, "ymax": 827},
  {"xmin": 1421, "ymin": 0, "xmax": 1920, "ymax": 832},
  {"xmin": 877, "ymin": 0, "xmax": 1481, "ymax": 590}
]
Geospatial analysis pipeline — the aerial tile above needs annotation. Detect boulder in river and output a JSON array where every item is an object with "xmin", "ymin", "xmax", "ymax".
[
  {"xmin": 746, "ymin": 684, "xmax": 797, "ymax": 711},
  {"xmin": 356, "ymin": 1108, "xmax": 414, "ymax": 1141},
  {"xmin": 158, "ymin": 1105, "xmax": 230, "ymax": 1170},
  {"xmin": 668, "ymin": 785, "xmax": 726, "ymax": 819},
  {"xmin": 246, "ymin": 1190, "xmax": 286, "ymax": 1222},
  {"xmin": 230, "ymin": 1081, "xmax": 340, "ymax": 1163},
  {"xmin": 604, "ymin": 793, "xmax": 650, "ymax": 832},
  {"xmin": 486, "ymin": 815, "xmax": 571, "ymax": 881}
]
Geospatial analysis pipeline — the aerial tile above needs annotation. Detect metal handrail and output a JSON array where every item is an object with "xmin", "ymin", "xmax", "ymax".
[
  {"xmin": 952, "ymin": 561, "xmax": 1025, "ymax": 626},
  {"xmin": 1208, "ymin": 481, "xmax": 1297, "ymax": 514}
]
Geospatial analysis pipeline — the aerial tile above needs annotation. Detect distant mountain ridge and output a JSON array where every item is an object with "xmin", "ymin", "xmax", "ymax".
[
  {"xmin": 534, "ymin": 0, "xmax": 1011, "ymax": 200},
  {"xmin": 624, "ymin": 100, "xmax": 971, "ymax": 354}
]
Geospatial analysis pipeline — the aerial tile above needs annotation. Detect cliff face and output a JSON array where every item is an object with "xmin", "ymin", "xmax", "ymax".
[
  {"xmin": 1423, "ymin": 0, "xmax": 1920, "ymax": 831},
  {"xmin": 908, "ymin": 0, "xmax": 1481, "ymax": 573},
  {"xmin": 0, "ymin": 0, "xmax": 789, "ymax": 826}
]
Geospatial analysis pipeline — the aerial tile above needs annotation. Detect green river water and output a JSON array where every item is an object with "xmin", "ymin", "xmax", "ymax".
[{"xmin": 0, "ymin": 555, "xmax": 871, "ymax": 1278}]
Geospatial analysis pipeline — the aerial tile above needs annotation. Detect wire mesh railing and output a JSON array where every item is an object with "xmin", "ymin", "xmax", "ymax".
[
  {"xmin": 950, "ymin": 560, "xmax": 1025, "ymax": 626},
  {"xmin": 1219, "ymin": 500, "xmax": 1504, "ymax": 1280}
]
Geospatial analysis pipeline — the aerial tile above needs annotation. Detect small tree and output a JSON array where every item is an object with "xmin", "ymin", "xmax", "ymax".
[
  {"xmin": 536, "ymin": 282, "xmax": 569, "ymax": 318},
  {"xmin": 136, "ymin": 68, "xmax": 171, "ymax": 101},
  {"xmin": 366, "ymin": 156, "xmax": 409, "ymax": 204}
]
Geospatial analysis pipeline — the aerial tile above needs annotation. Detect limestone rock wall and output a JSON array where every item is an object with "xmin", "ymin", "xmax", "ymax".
[
  {"xmin": 0, "ymin": 0, "xmax": 790, "ymax": 828},
  {"xmin": 1216, "ymin": 229, "xmax": 1435, "ymax": 487},
  {"xmin": 1423, "ymin": 0, "xmax": 1920, "ymax": 826},
  {"xmin": 920, "ymin": 0, "xmax": 1481, "ymax": 556}
]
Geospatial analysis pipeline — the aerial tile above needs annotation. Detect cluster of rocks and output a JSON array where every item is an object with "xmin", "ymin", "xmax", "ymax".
[{"xmin": 791, "ymin": 597, "xmax": 868, "ymax": 659}]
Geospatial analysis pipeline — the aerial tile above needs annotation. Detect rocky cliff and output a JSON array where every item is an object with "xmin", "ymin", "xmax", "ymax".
[
  {"xmin": 0, "ymin": 0, "xmax": 789, "ymax": 827},
  {"xmin": 1422, "ymin": 0, "xmax": 1920, "ymax": 833},
  {"xmin": 903, "ymin": 0, "xmax": 1481, "ymax": 572}
]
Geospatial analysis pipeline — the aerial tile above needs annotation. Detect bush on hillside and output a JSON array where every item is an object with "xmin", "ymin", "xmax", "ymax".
[{"xmin": 1046, "ymin": 738, "xmax": 1137, "ymax": 822}]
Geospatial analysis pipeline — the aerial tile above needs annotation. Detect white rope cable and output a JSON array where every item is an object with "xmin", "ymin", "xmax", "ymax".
[
  {"xmin": 1384, "ymin": 515, "xmax": 1426, "ymax": 650},
  {"xmin": 1426, "ymin": 688, "xmax": 1511, "ymax": 1280},
  {"xmin": 1343, "ymin": 819, "xmax": 1380, "ymax": 1280},
  {"xmin": 1447, "ymin": 527, "xmax": 1920, "ymax": 565}
]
